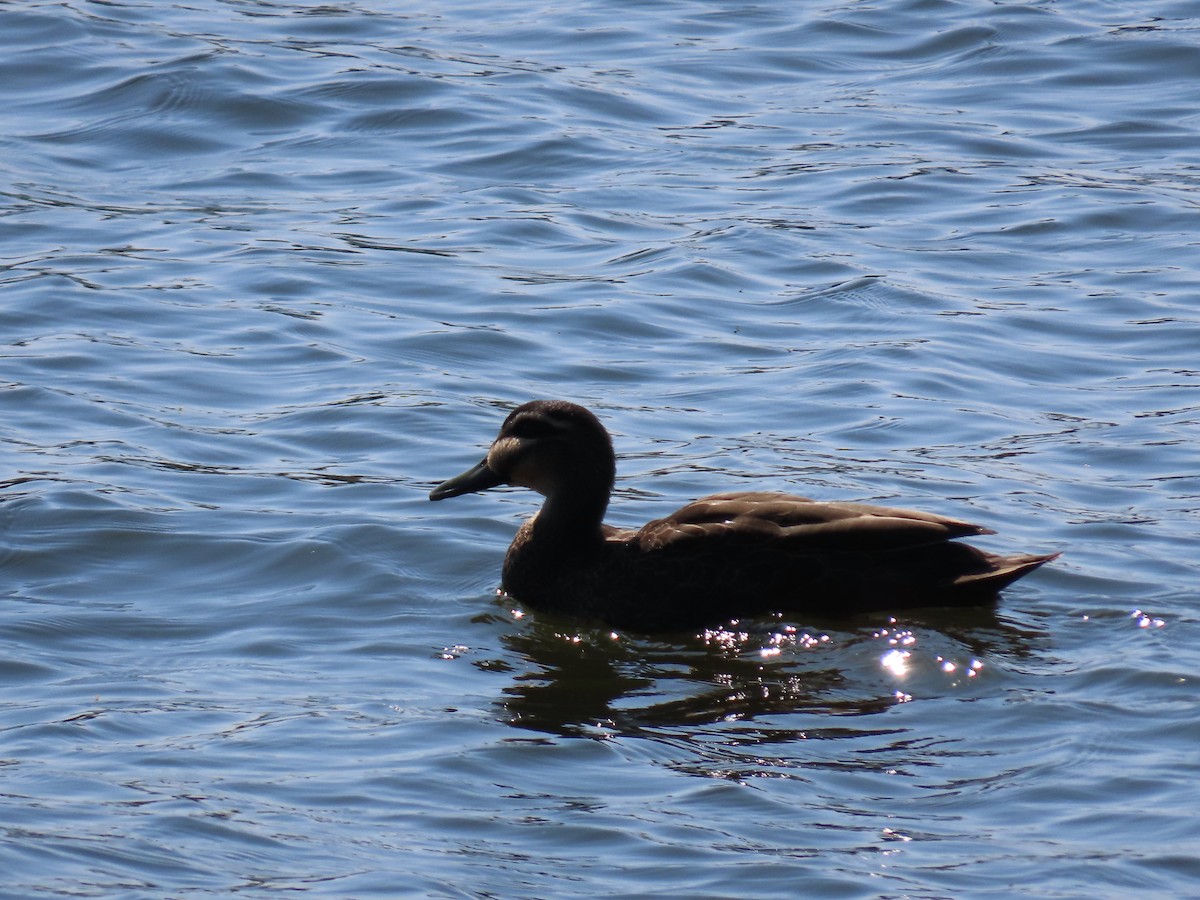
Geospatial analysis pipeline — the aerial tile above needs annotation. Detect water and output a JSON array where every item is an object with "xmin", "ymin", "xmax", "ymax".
[{"xmin": 2, "ymin": 0, "xmax": 1198, "ymax": 896}]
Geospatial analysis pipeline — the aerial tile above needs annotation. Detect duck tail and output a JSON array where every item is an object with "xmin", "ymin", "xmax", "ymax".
[{"xmin": 955, "ymin": 551, "xmax": 1061, "ymax": 594}]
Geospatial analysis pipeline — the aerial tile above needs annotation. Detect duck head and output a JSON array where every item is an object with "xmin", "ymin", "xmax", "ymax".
[{"xmin": 429, "ymin": 400, "xmax": 616, "ymax": 505}]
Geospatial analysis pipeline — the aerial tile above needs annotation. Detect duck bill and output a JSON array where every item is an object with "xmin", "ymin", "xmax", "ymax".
[{"xmin": 429, "ymin": 458, "xmax": 504, "ymax": 501}]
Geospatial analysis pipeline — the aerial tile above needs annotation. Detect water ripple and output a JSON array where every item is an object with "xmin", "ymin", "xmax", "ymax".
[{"xmin": 2, "ymin": 0, "xmax": 1199, "ymax": 896}]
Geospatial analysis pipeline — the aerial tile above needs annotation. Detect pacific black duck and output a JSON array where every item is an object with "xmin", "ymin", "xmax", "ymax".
[{"xmin": 429, "ymin": 400, "xmax": 1057, "ymax": 632}]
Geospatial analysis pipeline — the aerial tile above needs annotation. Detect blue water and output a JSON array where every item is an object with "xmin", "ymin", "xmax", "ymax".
[{"xmin": 2, "ymin": 0, "xmax": 1198, "ymax": 896}]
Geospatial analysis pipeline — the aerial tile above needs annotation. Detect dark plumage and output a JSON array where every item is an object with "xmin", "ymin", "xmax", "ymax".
[{"xmin": 429, "ymin": 400, "xmax": 1058, "ymax": 632}]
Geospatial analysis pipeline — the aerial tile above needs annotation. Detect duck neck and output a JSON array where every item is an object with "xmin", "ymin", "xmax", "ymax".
[
  {"xmin": 502, "ymin": 462, "xmax": 614, "ymax": 606},
  {"xmin": 529, "ymin": 483, "xmax": 610, "ymax": 547},
  {"xmin": 525, "ymin": 442, "xmax": 615, "ymax": 544}
]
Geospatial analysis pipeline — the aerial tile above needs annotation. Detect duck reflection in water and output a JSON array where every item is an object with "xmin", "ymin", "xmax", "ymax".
[
  {"xmin": 429, "ymin": 400, "xmax": 1058, "ymax": 634},
  {"xmin": 489, "ymin": 606, "xmax": 1037, "ymax": 740}
]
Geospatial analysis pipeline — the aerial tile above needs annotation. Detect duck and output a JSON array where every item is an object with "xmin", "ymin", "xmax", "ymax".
[{"xmin": 429, "ymin": 400, "xmax": 1058, "ymax": 633}]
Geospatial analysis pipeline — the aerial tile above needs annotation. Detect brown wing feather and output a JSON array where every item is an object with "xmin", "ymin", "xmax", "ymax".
[
  {"xmin": 636, "ymin": 492, "xmax": 992, "ymax": 552},
  {"xmin": 594, "ymin": 491, "xmax": 1056, "ymax": 627}
]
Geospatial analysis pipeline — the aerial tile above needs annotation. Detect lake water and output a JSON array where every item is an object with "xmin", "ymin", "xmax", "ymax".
[{"xmin": 2, "ymin": 0, "xmax": 1198, "ymax": 896}]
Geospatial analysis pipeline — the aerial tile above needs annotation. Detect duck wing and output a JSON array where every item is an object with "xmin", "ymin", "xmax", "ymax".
[
  {"xmin": 602, "ymin": 492, "xmax": 1051, "ymax": 627},
  {"xmin": 636, "ymin": 491, "xmax": 993, "ymax": 552}
]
